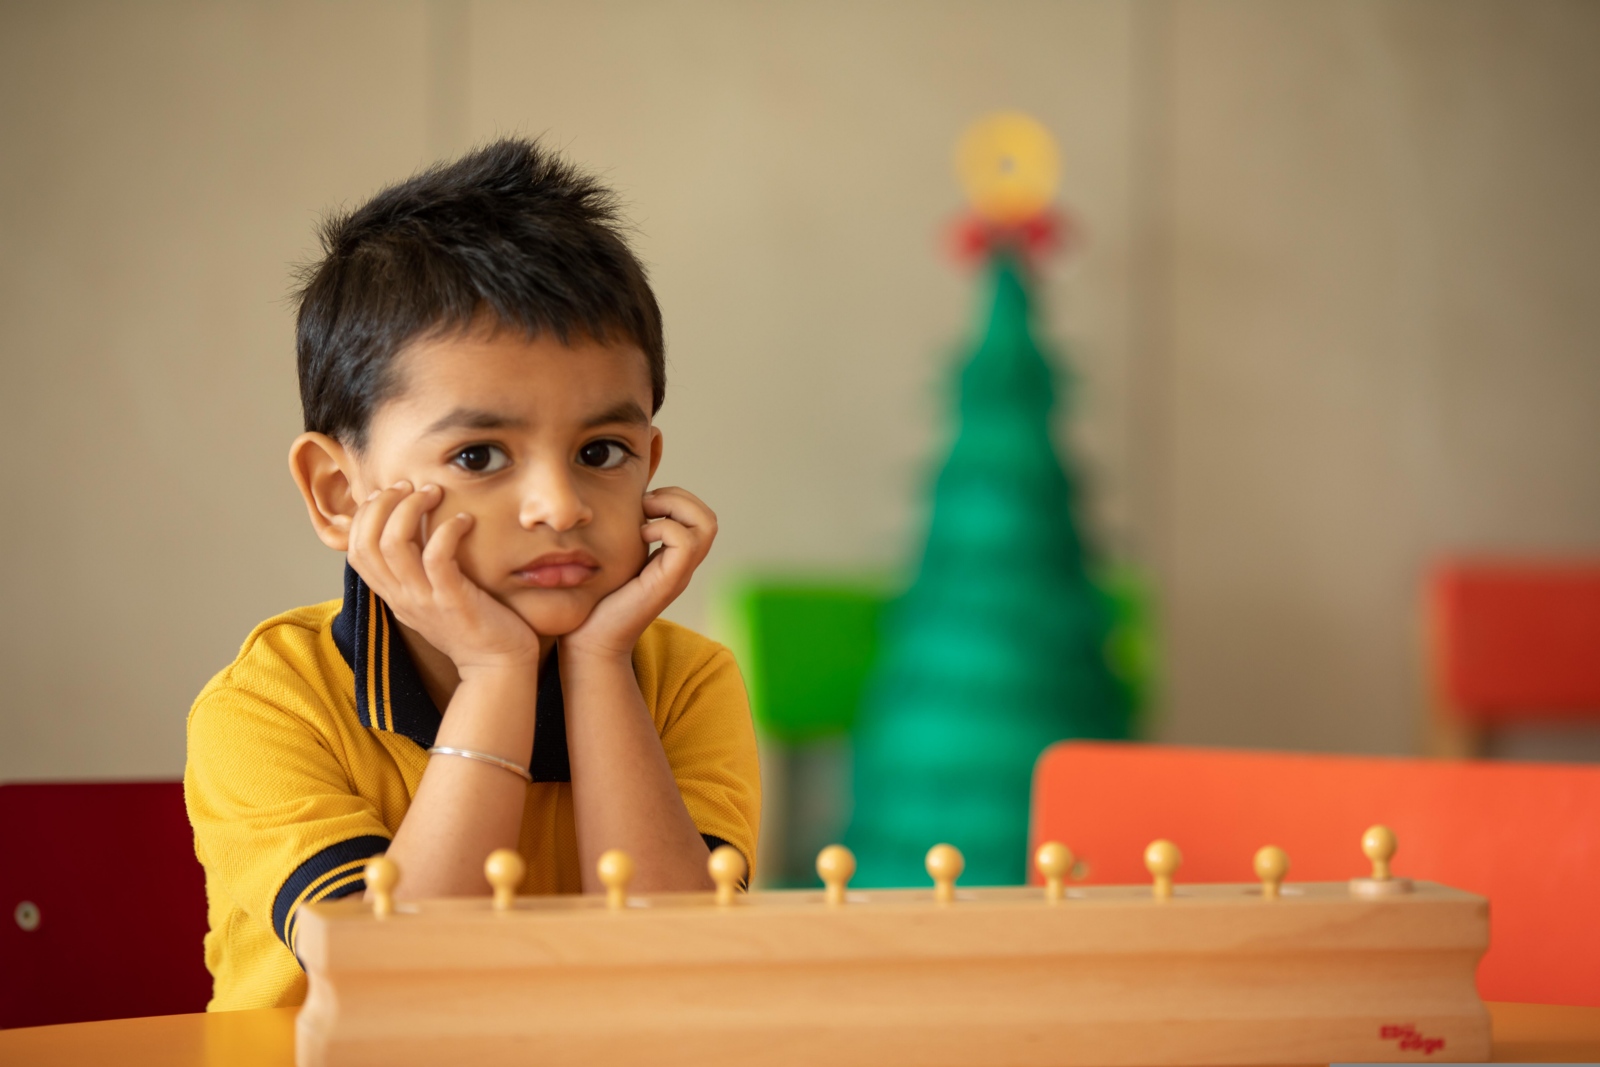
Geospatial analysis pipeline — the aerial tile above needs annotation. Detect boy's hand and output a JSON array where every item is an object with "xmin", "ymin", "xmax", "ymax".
[
  {"xmin": 348, "ymin": 482, "xmax": 540, "ymax": 675},
  {"xmin": 563, "ymin": 487, "xmax": 716, "ymax": 663}
]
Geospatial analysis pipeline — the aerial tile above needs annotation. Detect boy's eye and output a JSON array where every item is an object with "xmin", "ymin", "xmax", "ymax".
[
  {"xmin": 577, "ymin": 440, "xmax": 630, "ymax": 470},
  {"xmin": 452, "ymin": 444, "xmax": 510, "ymax": 474}
]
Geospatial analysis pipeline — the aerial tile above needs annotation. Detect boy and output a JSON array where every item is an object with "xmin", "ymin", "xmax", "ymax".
[{"xmin": 185, "ymin": 139, "xmax": 760, "ymax": 1011}]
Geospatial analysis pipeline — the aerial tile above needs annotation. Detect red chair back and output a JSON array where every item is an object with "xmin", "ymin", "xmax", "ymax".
[
  {"xmin": 1030, "ymin": 742, "xmax": 1600, "ymax": 1007},
  {"xmin": 0, "ymin": 781, "xmax": 211, "ymax": 1027},
  {"xmin": 1430, "ymin": 562, "xmax": 1600, "ymax": 723}
]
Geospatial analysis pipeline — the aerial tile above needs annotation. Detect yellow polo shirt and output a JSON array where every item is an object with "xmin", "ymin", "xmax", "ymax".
[{"xmin": 184, "ymin": 565, "xmax": 760, "ymax": 1011}]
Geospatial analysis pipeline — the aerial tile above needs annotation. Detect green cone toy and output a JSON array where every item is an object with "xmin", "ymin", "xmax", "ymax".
[{"xmin": 845, "ymin": 115, "xmax": 1131, "ymax": 887}]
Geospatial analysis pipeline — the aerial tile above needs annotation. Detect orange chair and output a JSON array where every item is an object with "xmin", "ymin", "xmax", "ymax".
[
  {"xmin": 1029, "ymin": 742, "xmax": 1600, "ymax": 1007},
  {"xmin": 0, "ymin": 782, "xmax": 211, "ymax": 1027},
  {"xmin": 1427, "ymin": 561, "xmax": 1600, "ymax": 756}
]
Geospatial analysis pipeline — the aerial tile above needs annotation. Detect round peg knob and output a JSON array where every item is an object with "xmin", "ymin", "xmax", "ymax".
[
  {"xmin": 1144, "ymin": 839, "xmax": 1181, "ymax": 900},
  {"xmin": 816, "ymin": 844, "xmax": 856, "ymax": 906},
  {"xmin": 708, "ymin": 845, "xmax": 746, "ymax": 907},
  {"xmin": 1362, "ymin": 825, "xmax": 1397, "ymax": 880},
  {"xmin": 1254, "ymin": 845, "xmax": 1289, "ymax": 899},
  {"xmin": 484, "ymin": 848, "xmax": 525, "ymax": 912},
  {"xmin": 1349, "ymin": 825, "xmax": 1413, "ymax": 897},
  {"xmin": 1035, "ymin": 841, "xmax": 1074, "ymax": 903},
  {"xmin": 596, "ymin": 849, "xmax": 634, "ymax": 911},
  {"xmin": 926, "ymin": 843, "xmax": 964, "ymax": 904},
  {"xmin": 365, "ymin": 855, "xmax": 399, "ymax": 919}
]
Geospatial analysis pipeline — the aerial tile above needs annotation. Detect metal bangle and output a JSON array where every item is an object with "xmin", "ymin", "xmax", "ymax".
[{"xmin": 427, "ymin": 746, "xmax": 533, "ymax": 782}]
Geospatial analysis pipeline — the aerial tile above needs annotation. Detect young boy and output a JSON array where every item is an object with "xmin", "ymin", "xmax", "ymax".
[{"xmin": 184, "ymin": 139, "xmax": 760, "ymax": 1011}]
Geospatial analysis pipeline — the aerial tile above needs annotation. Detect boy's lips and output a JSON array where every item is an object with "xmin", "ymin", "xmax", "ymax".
[{"xmin": 512, "ymin": 551, "xmax": 601, "ymax": 589}]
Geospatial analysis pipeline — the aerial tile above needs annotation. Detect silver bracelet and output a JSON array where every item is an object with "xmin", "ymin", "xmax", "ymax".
[{"xmin": 427, "ymin": 746, "xmax": 533, "ymax": 782}]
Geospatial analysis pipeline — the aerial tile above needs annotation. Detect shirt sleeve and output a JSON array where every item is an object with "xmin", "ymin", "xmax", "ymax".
[
  {"xmin": 643, "ymin": 632, "xmax": 763, "ymax": 879},
  {"xmin": 185, "ymin": 670, "xmax": 391, "ymax": 961}
]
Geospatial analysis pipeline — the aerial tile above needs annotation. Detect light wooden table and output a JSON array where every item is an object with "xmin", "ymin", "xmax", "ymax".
[{"xmin": 1, "ymin": 1001, "xmax": 1596, "ymax": 1065}]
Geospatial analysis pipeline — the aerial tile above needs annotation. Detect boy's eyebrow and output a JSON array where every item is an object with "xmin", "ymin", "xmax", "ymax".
[
  {"xmin": 423, "ymin": 407, "xmax": 530, "ymax": 435},
  {"xmin": 582, "ymin": 400, "xmax": 650, "ymax": 428}
]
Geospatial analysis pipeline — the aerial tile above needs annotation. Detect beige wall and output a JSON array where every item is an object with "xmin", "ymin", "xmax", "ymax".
[
  {"xmin": 1, "ymin": 1, "xmax": 1595, "ymax": 781},
  {"xmin": 1157, "ymin": 1, "xmax": 1600, "ymax": 753},
  {"xmin": 1, "ymin": 3, "xmax": 429, "ymax": 780}
]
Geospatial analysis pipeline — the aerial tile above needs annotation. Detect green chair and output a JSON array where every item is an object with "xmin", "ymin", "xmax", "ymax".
[{"xmin": 716, "ymin": 578, "xmax": 888, "ymax": 886}]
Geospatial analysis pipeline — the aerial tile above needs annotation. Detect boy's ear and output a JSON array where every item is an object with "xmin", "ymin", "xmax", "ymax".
[
  {"xmin": 289, "ymin": 432, "xmax": 361, "ymax": 552},
  {"xmin": 647, "ymin": 426, "xmax": 664, "ymax": 483}
]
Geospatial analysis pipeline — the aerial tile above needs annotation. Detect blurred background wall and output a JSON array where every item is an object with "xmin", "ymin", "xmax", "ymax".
[{"xmin": 2, "ymin": 0, "xmax": 1596, "ymax": 781}]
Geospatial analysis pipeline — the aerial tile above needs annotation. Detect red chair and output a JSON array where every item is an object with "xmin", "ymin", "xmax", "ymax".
[
  {"xmin": 1030, "ymin": 742, "xmax": 1600, "ymax": 1007},
  {"xmin": 0, "ymin": 782, "xmax": 211, "ymax": 1027},
  {"xmin": 1428, "ymin": 561, "xmax": 1600, "ymax": 756}
]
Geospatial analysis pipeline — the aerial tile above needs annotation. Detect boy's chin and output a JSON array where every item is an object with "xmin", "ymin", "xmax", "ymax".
[{"xmin": 503, "ymin": 588, "xmax": 604, "ymax": 639}]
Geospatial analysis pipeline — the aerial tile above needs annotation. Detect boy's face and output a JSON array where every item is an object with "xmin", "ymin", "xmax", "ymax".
[{"xmin": 348, "ymin": 327, "xmax": 661, "ymax": 638}]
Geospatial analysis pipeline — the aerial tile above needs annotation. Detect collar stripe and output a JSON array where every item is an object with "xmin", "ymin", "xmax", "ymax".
[
  {"xmin": 368, "ymin": 596, "xmax": 380, "ymax": 731},
  {"xmin": 378, "ymin": 600, "xmax": 394, "ymax": 733}
]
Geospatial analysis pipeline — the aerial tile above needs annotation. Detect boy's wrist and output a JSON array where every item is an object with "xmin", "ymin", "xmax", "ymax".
[
  {"xmin": 435, "ymin": 664, "xmax": 540, "ymax": 754},
  {"xmin": 558, "ymin": 641, "xmax": 636, "ymax": 677},
  {"xmin": 453, "ymin": 659, "xmax": 542, "ymax": 700}
]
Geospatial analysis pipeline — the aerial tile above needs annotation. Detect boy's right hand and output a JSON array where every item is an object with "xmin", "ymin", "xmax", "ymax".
[{"xmin": 347, "ymin": 482, "xmax": 540, "ymax": 676}]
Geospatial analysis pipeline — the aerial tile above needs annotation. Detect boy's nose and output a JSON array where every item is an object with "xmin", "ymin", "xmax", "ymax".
[{"xmin": 517, "ymin": 464, "xmax": 593, "ymax": 532}]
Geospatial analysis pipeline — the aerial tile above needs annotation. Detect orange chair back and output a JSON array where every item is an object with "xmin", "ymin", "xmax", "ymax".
[
  {"xmin": 1030, "ymin": 742, "xmax": 1600, "ymax": 1006},
  {"xmin": 1430, "ymin": 562, "xmax": 1600, "ymax": 723}
]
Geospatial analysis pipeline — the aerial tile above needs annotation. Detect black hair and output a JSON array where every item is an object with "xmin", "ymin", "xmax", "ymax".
[{"xmin": 294, "ymin": 137, "xmax": 664, "ymax": 449}]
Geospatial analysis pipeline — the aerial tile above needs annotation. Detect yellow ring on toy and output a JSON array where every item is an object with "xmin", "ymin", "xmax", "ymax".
[{"xmin": 956, "ymin": 112, "xmax": 1061, "ymax": 224}]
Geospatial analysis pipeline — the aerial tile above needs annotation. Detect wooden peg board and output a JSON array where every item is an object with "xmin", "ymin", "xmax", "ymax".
[{"xmin": 294, "ymin": 880, "xmax": 1489, "ymax": 1067}]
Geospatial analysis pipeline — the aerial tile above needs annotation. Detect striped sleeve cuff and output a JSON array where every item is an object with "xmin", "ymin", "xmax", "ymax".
[{"xmin": 273, "ymin": 834, "xmax": 391, "ymax": 956}]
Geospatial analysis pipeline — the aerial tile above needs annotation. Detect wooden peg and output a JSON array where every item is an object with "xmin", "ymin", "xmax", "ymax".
[
  {"xmin": 365, "ymin": 855, "xmax": 399, "ymax": 919},
  {"xmin": 484, "ymin": 848, "xmax": 525, "ymax": 912},
  {"xmin": 816, "ymin": 844, "xmax": 856, "ymax": 906},
  {"xmin": 1363, "ymin": 825, "xmax": 1397, "ymax": 880},
  {"xmin": 708, "ymin": 845, "xmax": 746, "ymax": 907},
  {"xmin": 596, "ymin": 849, "xmax": 634, "ymax": 911},
  {"xmin": 1254, "ymin": 845, "xmax": 1289, "ymax": 899},
  {"xmin": 1144, "ymin": 839, "xmax": 1181, "ymax": 900},
  {"xmin": 1350, "ymin": 824, "xmax": 1413, "ymax": 897},
  {"xmin": 1035, "ymin": 841, "xmax": 1073, "ymax": 903},
  {"xmin": 925, "ymin": 843, "xmax": 964, "ymax": 904}
]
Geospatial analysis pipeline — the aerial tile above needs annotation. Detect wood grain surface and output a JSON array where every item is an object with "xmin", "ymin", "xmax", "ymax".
[{"xmin": 294, "ymin": 879, "xmax": 1491, "ymax": 1066}]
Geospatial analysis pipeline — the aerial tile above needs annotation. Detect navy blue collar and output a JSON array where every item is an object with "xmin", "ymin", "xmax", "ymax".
[{"xmin": 330, "ymin": 564, "xmax": 571, "ymax": 781}]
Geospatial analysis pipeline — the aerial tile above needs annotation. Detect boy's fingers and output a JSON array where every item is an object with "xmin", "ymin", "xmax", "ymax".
[
  {"xmin": 640, "ymin": 519, "xmax": 707, "ymax": 582},
  {"xmin": 353, "ymin": 483, "xmax": 410, "ymax": 552},
  {"xmin": 360, "ymin": 482, "xmax": 412, "ymax": 536},
  {"xmin": 380, "ymin": 484, "xmax": 440, "ymax": 587},
  {"xmin": 642, "ymin": 486, "xmax": 714, "ymax": 527},
  {"xmin": 641, "ymin": 516, "xmax": 679, "ymax": 546},
  {"xmin": 348, "ymin": 486, "xmax": 409, "ymax": 590},
  {"xmin": 642, "ymin": 516, "xmax": 707, "ymax": 553},
  {"xmin": 643, "ymin": 499, "xmax": 717, "ymax": 553},
  {"xmin": 371, "ymin": 489, "xmax": 425, "ymax": 588},
  {"xmin": 386, "ymin": 483, "xmax": 442, "ymax": 538},
  {"xmin": 421, "ymin": 512, "xmax": 474, "ymax": 588}
]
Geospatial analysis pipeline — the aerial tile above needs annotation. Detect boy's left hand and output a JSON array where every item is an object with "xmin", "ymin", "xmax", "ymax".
[{"xmin": 563, "ymin": 487, "xmax": 716, "ymax": 663}]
